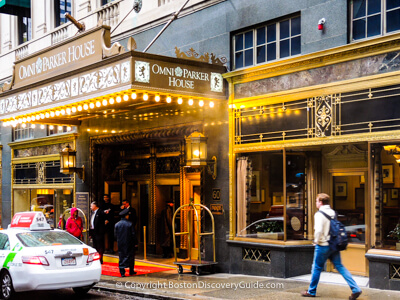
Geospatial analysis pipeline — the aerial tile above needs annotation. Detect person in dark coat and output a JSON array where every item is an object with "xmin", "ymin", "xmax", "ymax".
[
  {"xmin": 89, "ymin": 201, "xmax": 110, "ymax": 264},
  {"xmin": 120, "ymin": 199, "xmax": 137, "ymax": 227},
  {"xmin": 102, "ymin": 194, "xmax": 117, "ymax": 254},
  {"xmin": 114, "ymin": 208, "xmax": 138, "ymax": 277},
  {"xmin": 161, "ymin": 202, "xmax": 174, "ymax": 258}
]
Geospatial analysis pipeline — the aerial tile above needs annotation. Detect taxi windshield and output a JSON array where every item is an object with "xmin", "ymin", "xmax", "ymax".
[{"xmin": 16, "ymin": 231, "xmax": 82, "ymax": 247}]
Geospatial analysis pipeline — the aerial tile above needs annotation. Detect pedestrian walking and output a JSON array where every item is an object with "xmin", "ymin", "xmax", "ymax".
[
  {"xmin": 89, "ymin": 201, "xmax": 110, "ymax": 264},
  {"xmin": 301, "ymin": 193, "xmax": 362, "ymax": 299},
  {"xmin": 114, "ymin": 208, "xmax": 138, "ymax": 277},
  {"xmin": 65, "ymin": 207, "xmax": 83, "ymax": 240}
]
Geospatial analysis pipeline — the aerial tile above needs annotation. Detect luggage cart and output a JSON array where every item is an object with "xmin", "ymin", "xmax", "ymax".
[{"xmin": 172, "ymin": 198, "xmax": 217, "ymax": 275}]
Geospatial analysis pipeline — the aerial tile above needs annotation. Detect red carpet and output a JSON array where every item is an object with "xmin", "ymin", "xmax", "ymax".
[{"xmin": 101, "ymin": 262, "xmax": 174, "ymax": 277}]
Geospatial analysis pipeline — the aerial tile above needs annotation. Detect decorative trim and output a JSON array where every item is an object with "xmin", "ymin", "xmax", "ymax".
[
  {"xmin": 233, "ymin": 130, "xmax": 400, "ymax": 153},
  {"xmin": 101, "ymin": 21, "xmax": 125, "ymax": 58},
  {"xmin": 175, "ymin": 47, "xmax": 227, "ymax": 66}
]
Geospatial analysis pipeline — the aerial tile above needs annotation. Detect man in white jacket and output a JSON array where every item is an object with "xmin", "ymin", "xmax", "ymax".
[{"xmin": 301, "ymin": 193, "xmax": 362, "ymax": 300}]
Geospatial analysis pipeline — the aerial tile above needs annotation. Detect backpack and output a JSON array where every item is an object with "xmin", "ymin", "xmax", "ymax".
[{"xmin": 319, "ymin": 210, "xmax": 348, "ymax": 251}]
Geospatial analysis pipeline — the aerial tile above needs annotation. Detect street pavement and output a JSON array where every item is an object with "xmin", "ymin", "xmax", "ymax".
[{"xmin": 95, "ymin": 262, "xmax": 400, "ymax": 300}]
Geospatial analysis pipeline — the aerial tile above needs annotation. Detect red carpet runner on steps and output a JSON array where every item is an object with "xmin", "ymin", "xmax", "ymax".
[{"xmin": 101, "ymin": 261, "xmax": 174, "ymax": 277}]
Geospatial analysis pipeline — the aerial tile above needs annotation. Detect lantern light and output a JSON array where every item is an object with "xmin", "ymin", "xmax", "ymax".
[
  {"xmin": 59, "ymin": 145, "xmax": 85, "ymax": 181},
  {"xmin": 185, "ymin": 131, "xmax": 217, "ymax": 179}
]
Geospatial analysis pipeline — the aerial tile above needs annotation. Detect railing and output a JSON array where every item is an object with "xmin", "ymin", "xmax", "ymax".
[
  {"xmin": 158, "ymin": 0, "xmax": 175, "ymax": 6},
  {"xmin": 15, "ymin": 45, "xmax": 29, "ymax": 61},
  {"xmin": 51, "ymin": 26, "xmax": 69, "ymax": 45},
  {"xmin": 97, "ymin": 1, "xmax": 120, "ymax": 28}
]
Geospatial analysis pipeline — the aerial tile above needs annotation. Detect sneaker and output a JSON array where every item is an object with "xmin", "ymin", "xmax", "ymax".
[
  {"xmin": 301, "ymin": 291, "xmax": 315, "ymax": 297},
  {"xmin": 349, "ymin": 291, "xmax": 362, "ymax": 300}
]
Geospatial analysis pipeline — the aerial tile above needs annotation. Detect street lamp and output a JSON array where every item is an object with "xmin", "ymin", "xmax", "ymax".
[
  {"xmin": 185, "ymin": 131, "xmax": 217, "ymax": 180},
  {"xmin": 59, "ymin": 145, "xmax": 85, "ymax": 181}
]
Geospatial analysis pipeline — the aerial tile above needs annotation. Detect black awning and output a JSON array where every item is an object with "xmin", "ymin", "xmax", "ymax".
[{"xmin": 0, "ymin": 0, "xmax": 30, "ymax": 17}]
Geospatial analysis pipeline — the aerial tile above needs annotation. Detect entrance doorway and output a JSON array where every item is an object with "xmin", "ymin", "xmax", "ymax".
[{"xmin": 328, "ymin": 172, "xmax": 367, "ymax": 275}]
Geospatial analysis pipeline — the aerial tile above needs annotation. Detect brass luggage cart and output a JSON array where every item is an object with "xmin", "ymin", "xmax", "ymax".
[{"xmin": 172, "ymin": 199, "xmax": 217, "ymax": 275}]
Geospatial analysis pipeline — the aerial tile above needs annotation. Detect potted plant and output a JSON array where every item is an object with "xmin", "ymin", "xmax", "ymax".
[
  {"xmin": 388, "ymin": 223, "xmax": 400, "ymax": 250},
  {"xmin": 255, "ymin": 220, "xmax": 283, "ymax": 240}
]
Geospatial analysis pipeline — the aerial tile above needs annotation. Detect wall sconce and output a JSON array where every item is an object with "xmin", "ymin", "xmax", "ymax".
[
  {"xmin": 185, "ymin": 131, "xmax": 217, "ymax": 180},
  {"xmin": 318, "ymin": 18, "xmax": 326, "ymax": 30},
  {"xmin": 59, "ymin": 145, "xmax": 85, "ymax": 181}
]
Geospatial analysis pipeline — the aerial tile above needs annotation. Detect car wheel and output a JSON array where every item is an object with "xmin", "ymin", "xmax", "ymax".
[
  {"xmin": 72, "ymin": 284, "xmax": 94, "ymax": 295},
  {"xmin": 0, "ymin": 271, "xmax": 14, "ymax": 300}
]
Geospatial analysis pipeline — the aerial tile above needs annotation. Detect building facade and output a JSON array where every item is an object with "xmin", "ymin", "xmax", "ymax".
[{"xmin": 1, "ymin": 0, "xmax": 400, "ymax": 290}]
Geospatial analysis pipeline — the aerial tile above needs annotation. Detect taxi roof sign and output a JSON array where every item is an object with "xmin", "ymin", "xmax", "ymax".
[{"xmin": 10, "ymin": 212, "xmax": 51, "ymax": 230}]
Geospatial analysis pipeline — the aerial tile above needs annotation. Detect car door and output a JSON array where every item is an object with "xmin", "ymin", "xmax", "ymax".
[{"xmin": 0, "ymin": 233, "xmax": 11, "ymax": 268}]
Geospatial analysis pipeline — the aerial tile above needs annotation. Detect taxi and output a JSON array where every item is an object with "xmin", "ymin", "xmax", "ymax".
[{"xmin": 0, "ymin": 211, "xmax": 101, "ymax": 299}]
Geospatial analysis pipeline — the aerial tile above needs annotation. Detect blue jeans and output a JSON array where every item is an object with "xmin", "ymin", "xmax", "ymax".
[{"xmin": 308, "ymin": 245, "xmax": 362, "ymax": 296}]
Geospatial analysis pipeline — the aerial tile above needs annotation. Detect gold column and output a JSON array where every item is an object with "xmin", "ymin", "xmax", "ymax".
[
  {"xmin": 149, "ymin": 144, "xmax": 156, "ymax": 245},
  {"xmin": 179, "ymin": 141, "xmax": 188, "ymax": 249},
  {"xmin": 228, "ymin": 78, "xmax": 236, "ymax": 240}
]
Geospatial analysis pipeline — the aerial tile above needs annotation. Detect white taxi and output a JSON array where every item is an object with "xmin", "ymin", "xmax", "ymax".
[{"xmin": 0, "ymin": 211, "xmax": 101, "ymax": 299}]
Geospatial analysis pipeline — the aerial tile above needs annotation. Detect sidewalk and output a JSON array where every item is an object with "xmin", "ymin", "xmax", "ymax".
[{"xmin": 95, "ymin": 259, "xmax": 400, "ymax": 300}]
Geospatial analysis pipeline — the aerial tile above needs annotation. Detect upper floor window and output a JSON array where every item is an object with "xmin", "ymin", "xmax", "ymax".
[
  {"xmin": 18, "ymin": 16, "xmax": 31, "ymax": 44},
  {"xmin": 55, "ymin": 0, "xmax": 72, "ymax": 26},
  {"xmin": 12, "ymin": 123, "xmax": 34, "ymax": 141},
  {"xmin": 351, "ymin": 0, "xmax": 400, "ymax": 41},
  {"xmin": 232, "ymin": 15, "xmax": 301, "ymax": 70},
  {"xmin": 101, "ymin": 0, "xmax": 115, "ymax": 5}
]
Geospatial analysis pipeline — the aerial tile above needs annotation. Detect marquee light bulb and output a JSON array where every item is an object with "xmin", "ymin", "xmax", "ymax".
[
  {"xmin": 71, "ymin": 106, "xmax": 77, "ymax": 113},
  {"xmin": 116, "ymin": 96, "xmax": 122, "ymax": 103},
  {"xmin": 21, "ymin": 123, "xmax": 26, "ymax": 128},
  {"xmin": 177, "ymin": 97, "xmax": 183, "ymax": 105},
  {"xmin": 55, "ymin": 111, "xmax": 60, "ymax": 116},
  {"xmin": 49, "ymin": 125, "xmax": 54, "ymax": 130},
  {"xmin": 67, "ymin": 126, "xmax": 72, "ymax": 131},
  {"xmin": 199, "ymin": 100, "xmax": 204, "ymax": 107},
  {"xmin": 188, "ymin": 99, "xmax": 194, "ymax": 106},
  {"xmin": 40, "ymin": 124, "xmax": 45, "ymax": 129},
  {"xmin": 155, "ymin": 94, "xmax": 160, "ymax": 102},
  {"xmin": 166, "ymin": 96, "xmax": 172, "ymax": 103},
  {"xmin": 209, "ymin": 101, "xmax": 215, "ymax": 108},
  {"xmin": 66, "ymin": 107, "xmax": 71, "ymax": 114},
  {"xmin": 78, "ymin": 105, "xmax": 83, "ymax": 111},
  {"xmin": 89, "ymin": 103, "xmax": 95, "ymax": 109},
  {"xmin": 102, "ymin": 99, "xmax": 108, "ymax": 106},
  {"xmin": 31, "ymin": 124, "xmax": 36, "ymax": 129},
  {"xmin": 143, "ymin": 93, "xmax": 149, "ymax": 101},
  {"xmin": 109, "ymin": 97, "xmax": 115, "ymax": 105},
  {"xmin": 45, "ymin": 112, "xmax": 50, "ymax": 118},
  {"xmin": 40, "ymin": 113, "xmax": 45, "ymax": 119},
  {"xmin": 58, "ymin": 126, "xmax": 63, "ymax": 131},
  {"xmin": 131, "ymin": 92, "xmax": 137, "ymax": 99},
  {"xmin": 60, "ymin": 109, "xmax": 65, "ymax": 115},
  {"xmin": 32, "ymin": 115, "xmax": 36, "ymax": 121},
  {"xmin": 50, "ymin": 111, "xmax": 55, "ymax": 117},
  {"xmin": 123, "ymin": 94, "xmax": 129, "ymax": 101},
  {"xmin": 96, "ymin": 101, "xmax": 101, "ymax": 107}
]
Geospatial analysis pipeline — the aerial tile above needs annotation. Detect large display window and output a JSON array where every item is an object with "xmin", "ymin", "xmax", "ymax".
[{"xmin": 236, "ymin": 151, "xmax": 307, "ymax": 241}]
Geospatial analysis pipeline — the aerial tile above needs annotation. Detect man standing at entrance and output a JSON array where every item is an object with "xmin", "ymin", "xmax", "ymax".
[
  {"xmin": 115, "ymin": 208, "xmax": 138, "ymax": 277},
  {"xmin": 301, "ymin": 193, "xmax": 362, "ymax": 299},
  {"xmin": 89, "ymin": 201, "xmax": 109, "ymax": 264},
  {"xmin": 102, "ymin": 194, "xmax": 116, "ymax": 254}
]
